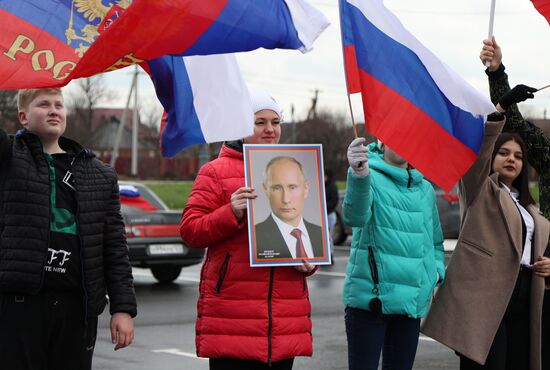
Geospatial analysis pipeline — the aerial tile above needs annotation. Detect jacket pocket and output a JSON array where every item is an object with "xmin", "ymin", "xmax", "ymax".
[
  {"xmin": 461, "ymin": 239, "xmax": 493, "ymax": 257},
  {"xmin": 214, "ymin": 253, "xmax": 231, "ymax": 294},
  {"xmin": 368, "ymin": 247, "xmax": 380, "ymax": 293},
  {"xmin": 367, "ymin": 247, "xmax": 382, "ymax": 314}
]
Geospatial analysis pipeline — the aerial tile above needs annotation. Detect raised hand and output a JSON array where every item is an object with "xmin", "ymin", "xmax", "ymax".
[
  {"xmin": 479, "ymin": 36, "xmax": 502, "ymax": 72},
  {"xmin": 498, "ymin": 84, "xmax": 537, "ymax": 111},
  {"xmin": 347, "ymin": 137, "xmax": 369, "ymax": 177}
]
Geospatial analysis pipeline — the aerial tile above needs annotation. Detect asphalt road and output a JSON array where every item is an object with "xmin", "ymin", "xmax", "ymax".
[{"xmin": 93, "ymin": 241, "xmax": 459, "ymax": 370}]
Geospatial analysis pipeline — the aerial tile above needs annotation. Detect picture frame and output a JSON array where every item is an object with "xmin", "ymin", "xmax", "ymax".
[{"xmin": 244, "ymin": 144, "xmax": 331, "ymax": 267}]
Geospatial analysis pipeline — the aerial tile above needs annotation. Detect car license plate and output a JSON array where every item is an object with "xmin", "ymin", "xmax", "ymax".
[{"xmin": 148, "ymin": 244, "xmax": 185, "ymax": 255}]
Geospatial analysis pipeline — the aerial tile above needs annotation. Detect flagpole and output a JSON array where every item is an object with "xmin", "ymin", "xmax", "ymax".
[
  {"xmin": 338, "ymin": 0, "xmax": 360, "ymax": 139},
  {"xmin": 347, "ymin": 93, "xmax": 359, "ymax": 138},
  {"xmin": 486, "ymin": 0, "xmax": 497, "ymax": 68}
]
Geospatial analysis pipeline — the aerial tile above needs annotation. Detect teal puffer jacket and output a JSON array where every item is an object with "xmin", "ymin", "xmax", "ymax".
[{"xmin": 342, "ymin": 143, "xmax": 445, "ymax": 318}]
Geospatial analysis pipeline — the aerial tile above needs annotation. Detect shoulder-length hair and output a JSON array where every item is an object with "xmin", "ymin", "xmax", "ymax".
[{"xmin": 490, "ymin": 132, "xmax": 535, "ymax": 207}]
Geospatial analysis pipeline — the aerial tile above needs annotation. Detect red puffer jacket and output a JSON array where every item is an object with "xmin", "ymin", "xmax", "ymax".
[{"xmin": 180, "ymin": 143, "xmax": 313, "ymax": 363}]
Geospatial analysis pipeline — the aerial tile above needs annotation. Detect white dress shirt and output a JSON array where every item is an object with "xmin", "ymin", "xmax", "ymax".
[
  {"xmin": 271, "ymin": 213, "xmax": 315, "ymax": 258},
  {"xmin": 501, "ymin": 184, "xmax": 535, "ymax": 267}
]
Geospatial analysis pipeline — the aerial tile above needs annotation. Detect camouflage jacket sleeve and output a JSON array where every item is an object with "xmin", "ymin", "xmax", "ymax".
[{"xmin": 487, "ymin": 65, "xmax": 550, "ymax": 222}]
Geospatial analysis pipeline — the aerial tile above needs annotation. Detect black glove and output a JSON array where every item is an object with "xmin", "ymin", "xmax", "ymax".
[
  {"xmin": 487, "ymin": 111, "xmax": 505, "ymax": 122},
  {"xmin": 498, "ymin": 84, "xmax": 537, "ymax": 110}
]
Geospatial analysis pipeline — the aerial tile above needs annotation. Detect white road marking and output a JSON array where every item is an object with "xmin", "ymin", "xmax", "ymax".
[
  {"xmin": 419, "ymin": 335, "xmax": 436, "ymax": 342},
  {"xmin": 443, "ymin": 239, "xmax": 458, "ymax": 252},
  {"xmin": 132, "ymin": 269, "xmax": 201, "ymax": 283},
  {"xmin": 153, "ymin": 348, "xmax": 207, "ymax": 360}
]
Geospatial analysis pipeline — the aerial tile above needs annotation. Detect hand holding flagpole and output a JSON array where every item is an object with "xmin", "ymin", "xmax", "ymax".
[{"xmin": 486, "ymin": 0, "xmax": 497, "ymax": 68}]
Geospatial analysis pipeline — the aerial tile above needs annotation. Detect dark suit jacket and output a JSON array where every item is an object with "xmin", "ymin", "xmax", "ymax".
[{"xmin": 254, "ymin": 215, "xmax": 324, "ymax": 259}]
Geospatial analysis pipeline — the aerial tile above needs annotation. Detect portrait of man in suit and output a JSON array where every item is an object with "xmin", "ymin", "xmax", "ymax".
[{"xmin": 254, "ymin": 156, "xmax": 324, "ymax": 260}]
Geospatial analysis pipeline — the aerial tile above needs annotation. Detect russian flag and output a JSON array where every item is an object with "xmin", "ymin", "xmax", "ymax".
[
  {"xmin": 0, "ymin": 0, "xmax": 329, "ymax": 89},
  {"xmin": 149, "ymin": 54, "xmax": 254, "ymax": 157},
  {"xmin": 340, "ymin": 0, "xmax": 496, "ymax": 191},
  {"xmin": 531, "ymin": 0, "xmax": 550, "ymax": 25}
]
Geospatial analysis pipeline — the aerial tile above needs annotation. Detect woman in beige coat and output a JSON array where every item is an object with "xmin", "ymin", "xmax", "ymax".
[{"xmin": 422, "ymin": 113, "xmax": 550, "ymax": 370}]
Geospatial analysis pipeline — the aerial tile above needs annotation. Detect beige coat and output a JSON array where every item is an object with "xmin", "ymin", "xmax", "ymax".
[{"xmin": 421, "ymin": 120, "xmax": 550, "ymax": 369}]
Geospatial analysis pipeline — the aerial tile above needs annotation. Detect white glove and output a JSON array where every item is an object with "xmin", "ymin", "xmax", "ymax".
[{"xmin": 347, "ymin": 137, "xmax": 369, "ymax": 177}]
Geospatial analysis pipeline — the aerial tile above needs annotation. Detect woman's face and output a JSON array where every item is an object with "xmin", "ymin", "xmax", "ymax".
[
  {"xmin": 492, "ymin": 139, "xmax": 523, "ymax": 187},
  {"xmin": 244, "ymin": 109, "xmax": 281, "ymax": 144}
]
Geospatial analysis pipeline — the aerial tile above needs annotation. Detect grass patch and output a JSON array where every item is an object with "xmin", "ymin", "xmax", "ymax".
[
  {"xmin": 138, "ymin": 180, "xmax": 540, "ymax": 212},
  {"xmin": 142, "ymin": 181, "xmax": 194, "ymax": 209}
]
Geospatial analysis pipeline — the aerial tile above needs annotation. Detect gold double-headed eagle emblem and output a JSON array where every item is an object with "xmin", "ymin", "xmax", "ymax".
[{"xmin": 66, "ymin": 0, "xmax": 132, "ymax": 57}]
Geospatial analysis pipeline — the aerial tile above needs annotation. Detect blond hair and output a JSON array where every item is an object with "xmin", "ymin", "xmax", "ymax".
[{"xmin": 17, "ymin": 88, "xmax": 63, "ymax": 112}]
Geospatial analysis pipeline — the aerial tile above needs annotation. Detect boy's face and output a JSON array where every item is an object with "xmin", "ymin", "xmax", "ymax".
[{"xmin": 18, "ymin": 92, "xmax": 66, "ymax": 140}]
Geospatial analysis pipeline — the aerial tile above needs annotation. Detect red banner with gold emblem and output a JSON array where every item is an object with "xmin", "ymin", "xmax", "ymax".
[{"xmin": 0, "ymin": 0, "xmax": 329, "ymax": 89}]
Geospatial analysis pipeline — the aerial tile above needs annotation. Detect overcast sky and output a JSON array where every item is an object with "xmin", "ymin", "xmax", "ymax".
[{"xmin": 67, "ymin": 0, "xmax": 550, "ymax": 124}]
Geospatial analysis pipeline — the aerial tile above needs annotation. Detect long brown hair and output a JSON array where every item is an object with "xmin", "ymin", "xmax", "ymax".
[{"xmin": 490, "ymin": 133, "xmax": 535, "ymax": 207}]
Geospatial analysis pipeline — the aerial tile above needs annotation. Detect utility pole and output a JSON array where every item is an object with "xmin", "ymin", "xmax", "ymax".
[
  {"xmin": 306, "ymin": 89, "xmax": 320, "ymax": 121},
  {"xmin": 111, "ymin": 65, "xmax": 140, "ymax": 176},
  {"xmin": 131, "ymin": 65, "xmax": 139, "ymax": 177}
]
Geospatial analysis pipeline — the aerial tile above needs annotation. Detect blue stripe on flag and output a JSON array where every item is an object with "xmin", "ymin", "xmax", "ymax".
[
  {"xmin": 148, "ymin": 56, "xmax": 205, "ymax": 157},
  {"xmin": 184, "ymin": 0, "xmax": 303, "ymax": 55},
  {"xmin": 346, "ymin": 3, "xmax": 483, "ymax": 153}
]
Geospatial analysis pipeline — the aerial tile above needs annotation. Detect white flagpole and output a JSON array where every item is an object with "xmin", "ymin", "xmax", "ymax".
[{"xmin": 486, "ymin": 0, "xmax": 497, "ymax": 67}]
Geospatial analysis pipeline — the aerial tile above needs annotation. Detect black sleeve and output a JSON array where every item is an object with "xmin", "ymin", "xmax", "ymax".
[
  {"xmin": 487, "ymin": 66, "xmax": 550, "ymax": 220},
  {"xmin": 325, "ymin": 181, "xmax": 339, "ymax": 214},
  {"xmin": 102, "ymin": 173, "xmax": 137, "ymax": 318}
]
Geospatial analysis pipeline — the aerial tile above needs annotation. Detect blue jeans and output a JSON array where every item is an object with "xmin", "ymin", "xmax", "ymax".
[{"xmin": 345, "ymin": 306, "xmax": 421, "ymax": 370}]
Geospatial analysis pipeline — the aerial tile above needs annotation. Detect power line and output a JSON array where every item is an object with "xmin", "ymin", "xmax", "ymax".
[
  {"xmin": 391, "ymin": 9, "xmax": 528, "ymax": 15},
  {"xmin": 311, "ymin": 1, "xmax": 528, "ymax": 15}
]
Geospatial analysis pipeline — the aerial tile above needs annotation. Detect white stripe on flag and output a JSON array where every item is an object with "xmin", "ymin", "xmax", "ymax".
[
  {"xmin": 183, "ymin": 54, "xmax": 254, "ymax": 143},
  {"xmin": 347, "ymin": 0, "xmax": 495, "ymax": 117},
  {"xmin": 284, "ymin": 0, "xmax": 331, "ymax": 53}
]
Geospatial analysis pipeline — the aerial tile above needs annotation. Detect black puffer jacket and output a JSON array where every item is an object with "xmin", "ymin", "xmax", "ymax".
[{"xmin": 0, "ymin": 129, "xmax": 136, "ymax": 318}]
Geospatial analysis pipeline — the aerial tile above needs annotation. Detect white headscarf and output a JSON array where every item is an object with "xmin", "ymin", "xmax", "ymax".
[{"xmin": 249, "ymin": 87, "xmax": 282, "ymax": 118}]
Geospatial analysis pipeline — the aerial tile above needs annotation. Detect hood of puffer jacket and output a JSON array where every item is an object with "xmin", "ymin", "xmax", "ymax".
[{"xmin": 367, "ymin": 142, "xmax": 424, "ymax": 187}]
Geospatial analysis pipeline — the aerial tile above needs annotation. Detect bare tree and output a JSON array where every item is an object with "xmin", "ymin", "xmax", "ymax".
[
  {"xmin": 139, "ymin": 98, "xmax": 164, "ymax": 130},
  {"xmin": 281, "ymin": 109, "xmax": 359, "ymax": 181},
  {"xmin": 66, "ymin": 75, "xmax": 115, "ymax": 145},
  {"xmin": 0, "ymin": 90, "xmax": 19, "ymax": 134}
]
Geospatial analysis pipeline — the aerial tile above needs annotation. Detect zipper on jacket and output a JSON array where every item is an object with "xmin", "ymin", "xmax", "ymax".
[
  {"xmin": 406, "ymin": 169, "xmax": 412, "ymax": 188},
  {"xmin": 267, "ymin": 267, "xmax": 275, "ymax": 366},
  {"xmin": 39, "ymin": 152, "xmax": 53, "ymax": 292},
  {"xmin": 368, "ymin": 247, "xmax": 380, "ymax": 295},
  {"xmin": 72, "ymin": 157, "xmax": 89, "ymax": 323},
  {"xmin": 214, "ymin": 253, "xmax": 231, "ymax": 293}
]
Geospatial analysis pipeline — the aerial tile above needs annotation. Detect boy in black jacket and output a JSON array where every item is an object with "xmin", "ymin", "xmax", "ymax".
[{"xmin": 0, "ymin": 88, "xmax": 136, "ymax": 370}]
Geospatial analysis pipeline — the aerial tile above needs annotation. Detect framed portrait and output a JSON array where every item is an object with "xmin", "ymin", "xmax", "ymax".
[{"xmin": 244, "ymin": 144, "xmax": 331, "ymax": 267}]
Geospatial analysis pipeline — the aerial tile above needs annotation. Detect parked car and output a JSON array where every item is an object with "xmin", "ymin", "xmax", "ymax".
[
  {"xmin": 332, "ymin": 184, "xmax": 460, "ymax": 245},
  {"xmin": 432, "ymin": 183, "xmax": 460, "ymax": 239},
  {"xmin": 119, "ymin": 181, "xmax": 204, "ymax": 283}
]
